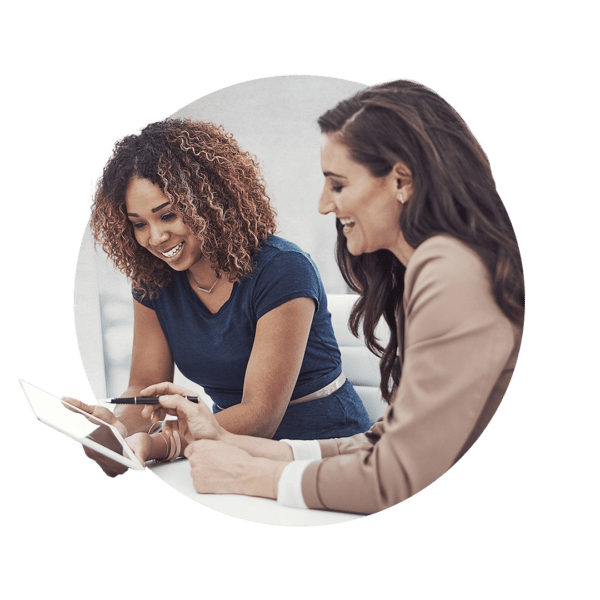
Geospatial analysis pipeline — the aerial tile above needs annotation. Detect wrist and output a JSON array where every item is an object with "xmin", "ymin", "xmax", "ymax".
[
  {"xmin": 149, "ymin": 433, "xmax": 169, "ymax": 461},
  {"xmin": 248, "ymin": 457, "xmax": 286, "ymax": 500},
  {"xmin": 220, "ymin": 428, "xmax": 239, "ymax": 445},
  {"xmin": 114, "ymin": 405, "xmax": 150, "ymax": 435}
]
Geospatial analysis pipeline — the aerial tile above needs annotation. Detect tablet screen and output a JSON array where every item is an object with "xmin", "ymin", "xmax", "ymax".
[
  {"xmin": 64, "ymin": 405, "xmax": 127, "ymax": 458},
  {"xmin": 21, "ymin": 380, "xmax": 144, "ymax": 470}
]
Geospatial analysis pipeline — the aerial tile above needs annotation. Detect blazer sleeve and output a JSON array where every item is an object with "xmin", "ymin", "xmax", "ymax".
[{"xmin": 300, "ymin": 236, "xmax": 520, "ymax": 514}]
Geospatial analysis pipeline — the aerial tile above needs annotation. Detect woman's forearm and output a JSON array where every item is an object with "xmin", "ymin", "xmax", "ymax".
[
  {"xmin": 214, "ymin": 402, "xmax": 286, "ymax": 442},
  {"xmin": 217, "ymin": 423, "xmax": 294, "ymax": 462},
  {"xmin": 243, "ymin": 457, "xmax": 287, "ymax": 500}
]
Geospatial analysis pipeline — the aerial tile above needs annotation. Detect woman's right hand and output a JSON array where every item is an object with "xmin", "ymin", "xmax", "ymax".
[
  {"xmin": 62, "ymin": 397, "xmax": 130, "ymax": 478},
  {"xmin": 140, "ymin": 382, "xmax": 225, "ymax": 445}
]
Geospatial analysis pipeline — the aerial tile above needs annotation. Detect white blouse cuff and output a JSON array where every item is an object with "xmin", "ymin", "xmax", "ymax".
[
  {"xmin": 280, "ymin": 439, "xmax": 322, "ymax": 461},
  {"xmin": 277, "ymin": 459, "xmax": 316, "ymax": 509}
]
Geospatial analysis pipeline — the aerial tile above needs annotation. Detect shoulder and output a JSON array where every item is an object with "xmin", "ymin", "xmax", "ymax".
[
  {"xmin": 132, "ymin": 283, "xmax": 154, "ymax": 307},
  {"xmin": 405, "ymin": 235, "xmax": 488, "ymax": 292},
  {"xmin": 401, "ymin": 236, "xmax": 515, "ymax": 352},
  {"xmin": 246, "ymin": 236, "xmax": 324, "ymax": 315},
  {"xmin": 257, "ymin": 235, "xmax": 313, "ymax": 260},
  {"xmin": 409, "ymin": 234, "xmax": 486, "ymax": 271},
  {"xmin": 254, "ymin": 235, "xmax": 319, "ymax": 274},
  {"xmin": 403, "ymin": 235, "xmax": 499, "ymax": 322},
  {"xmin": 132, "ymin": 272, "xmax": 180, "ymax": 307}
]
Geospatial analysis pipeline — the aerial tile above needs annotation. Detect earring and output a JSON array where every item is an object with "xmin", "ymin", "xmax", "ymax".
[{"xmin": 398, "ymin": 191, "xmax": 405, "ymax": 204}]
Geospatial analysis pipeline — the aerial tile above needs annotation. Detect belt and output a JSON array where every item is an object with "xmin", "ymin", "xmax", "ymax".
[
  {"xmin": 214, "ymin": 373, "xmax": 346, "ymax": 411},
  {"xmin": 288, "ymin": 373, "xmax": 346, "ymax": 406}
]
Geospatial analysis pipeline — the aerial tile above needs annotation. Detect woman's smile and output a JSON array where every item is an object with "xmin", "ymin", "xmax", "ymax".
[
  {"xmin": 339, "ymin": 218, "xmax": 356, "ymax": 234},
  {"xmin": 157, "ymin": 241, "xmax": 184, "ymax": 259}
]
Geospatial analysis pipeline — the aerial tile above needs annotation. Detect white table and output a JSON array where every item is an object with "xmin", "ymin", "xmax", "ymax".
[{"xmin": 149, "ymin": 458, "xmax": 362, "ymax": 526}]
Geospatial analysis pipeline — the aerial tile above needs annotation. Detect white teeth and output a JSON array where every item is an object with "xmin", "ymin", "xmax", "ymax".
[
  {"xmin": 160, "ymin": 242, "xmax": 183, "ymax": 258},
  {"xmin": 339, "ymin": 218, "xmax": 355, "ymax": 233}
]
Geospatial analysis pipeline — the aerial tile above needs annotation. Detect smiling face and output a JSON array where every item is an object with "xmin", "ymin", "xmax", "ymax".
[
  {"xmin": 318, "ymin": 134, "xmax": 413, "ymax": 260},
  {"xmin": 125, "ymin": 177, "xmax": 205, "ymax": 271}
]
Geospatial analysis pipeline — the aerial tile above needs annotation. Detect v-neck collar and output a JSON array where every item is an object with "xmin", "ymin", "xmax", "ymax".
[{"xmin": 179, "ymin": 271, "xmax": 238, "ymax": 317}]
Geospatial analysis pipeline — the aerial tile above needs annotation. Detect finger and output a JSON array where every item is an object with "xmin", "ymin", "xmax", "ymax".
[
  {"xmin": 141, "ymin": 404, "xmax": 167, "ymax": 422},
  {"xmin": 62, "ymin": 397, "xmax": 93, "ymax": 414},
  {"xmin": 163, "ymin": 420, "xmax": 179, "ymax": 433},
  {"xmin": 158, "ymin": 394, "xmax": 204, "ymax": 420},
  {"xmin": 184, "ymin": 441, "xmax": 195, "ymax": 459},
  {"xmin": 141, "ymin": 404, "xmax": 153, "ymax": 418},
  {"xmin": 140, "ymin": 382, "xmax": 193, "ymax": 397},
  {"xmin": 152, "ymin": 408, "xmax": 170, "ymax": 423},
  {"xmin": 150, "ymin": 407, "xmax": 167, "ymax": 423}
]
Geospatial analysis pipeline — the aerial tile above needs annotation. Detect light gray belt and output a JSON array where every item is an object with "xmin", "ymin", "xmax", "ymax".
[
  {"xmin": 214, "ymin": 373, "xmax": 346, "ymax": 411},
  {"xmin": 288, "ymin": 373, "xmax": 346, "ymax": 406}
]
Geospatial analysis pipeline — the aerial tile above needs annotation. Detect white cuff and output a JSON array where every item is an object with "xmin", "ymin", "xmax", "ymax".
[
  {"xmin": 277, "ymin": 460, "xmax": 316, "ymax": 509},
  {"xmin": 280, "ymin": 439, "xmax": 322, "ymax": 461}
]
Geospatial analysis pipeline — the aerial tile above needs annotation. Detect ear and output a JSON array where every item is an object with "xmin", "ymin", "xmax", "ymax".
[{"xmin": 392, "ymin": 161, "xmax": 414, "ymax": 204}]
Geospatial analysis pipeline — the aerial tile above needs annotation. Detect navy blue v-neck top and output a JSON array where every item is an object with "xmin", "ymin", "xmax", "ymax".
[{"xmin": 134, "ymin": 236, "xmax": 370, "ymax": 440}]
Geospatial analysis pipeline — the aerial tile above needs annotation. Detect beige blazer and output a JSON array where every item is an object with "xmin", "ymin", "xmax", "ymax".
[{"xmin": 301, "ymin": 235, "xmax": 523, "ymax": 514}]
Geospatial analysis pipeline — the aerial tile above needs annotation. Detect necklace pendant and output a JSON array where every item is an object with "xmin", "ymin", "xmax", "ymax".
[{"xmin": 189, "ymin": 270, "xmax": 220, "ymax": 293}]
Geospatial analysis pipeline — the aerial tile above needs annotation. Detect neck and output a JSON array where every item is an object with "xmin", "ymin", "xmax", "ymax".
[
  {"xmin": 389, "ymin": 232, "xmax": 415, "ymax": 267},
  {"xmin": 188, "ymin": 259, "xmax": 216, "ymax": 281},
  {"xmin": 187, "ymin": 260, "xmax": 221, "ymax": 292}
]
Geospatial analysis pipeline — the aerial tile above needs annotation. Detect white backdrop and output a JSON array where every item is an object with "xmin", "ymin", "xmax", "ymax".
[{"xmin": 74, "ymin": 76, "xmax": 365, "ymax": 398}]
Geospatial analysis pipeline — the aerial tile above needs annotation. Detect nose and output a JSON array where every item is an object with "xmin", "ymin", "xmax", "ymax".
[
  {"xmin": 318, "ymin": 186, "xmax": 336, "ymax": 216},
  {"xmin": 148, "ymin": 222, "xmax": 170, "ymax": 247}
]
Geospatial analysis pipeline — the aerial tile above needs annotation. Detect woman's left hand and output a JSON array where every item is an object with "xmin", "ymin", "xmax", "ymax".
[{"xmin": 184, "ymin": 439, "xmax": 285, "ymax": 499}]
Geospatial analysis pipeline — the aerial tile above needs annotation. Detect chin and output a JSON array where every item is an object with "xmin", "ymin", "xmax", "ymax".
[{"xmin": 345, "ymin": 240, "xmax": 366, "ymax": 256}]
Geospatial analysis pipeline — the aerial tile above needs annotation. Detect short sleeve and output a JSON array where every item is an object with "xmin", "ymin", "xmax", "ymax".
[
  {"xmin": 132, "ymin": 286, "xmax": 154, "ymax": 309},
  {"xmin": 251, "ymin": 250, "xmax": 322, "ymax": 321}
]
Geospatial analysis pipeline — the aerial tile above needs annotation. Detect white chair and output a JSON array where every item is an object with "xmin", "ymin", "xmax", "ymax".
[{"xmin": 326, "ymin": 294, "xmax": 389, "ymax": 424}]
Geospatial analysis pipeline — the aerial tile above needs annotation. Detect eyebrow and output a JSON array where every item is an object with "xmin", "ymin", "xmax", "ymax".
[
  {"xmin": 127, "ymin": 202, "xmax": 170, "ymax": 217},
  {"xmin": 323, "ymin": 171, "xmax": 347, "ymax": 179}
]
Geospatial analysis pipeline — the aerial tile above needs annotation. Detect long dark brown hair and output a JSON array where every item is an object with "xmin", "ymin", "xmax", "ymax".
[
  {"xmin": 318, "ymin": 80, "xmax": 524, "ymax": 403},
  {"xmin": 91, "ymin": 119, "xmax": 277, "ymax": 299}
]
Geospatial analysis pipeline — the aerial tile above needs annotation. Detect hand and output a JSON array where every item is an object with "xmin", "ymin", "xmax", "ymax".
[
  {"xmin": 184, "ymin": 440, "xmax": 285, "ymax": 499},
  {"xmin": 62, "ymin": 396, "xmax": 129, "ymax": 438},
  {"xmin": 140, "ymin": 382, "xmax": 225, "ymax": 445},
  {"xmin": 124, "ymin": 432, "xmax": 153, "ymax": 465},
  {"xmin": 62, "ymin": 397, "xmax": 130, "ymax": 477}
]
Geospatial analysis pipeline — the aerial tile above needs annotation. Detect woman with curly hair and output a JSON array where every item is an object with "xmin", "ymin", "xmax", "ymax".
[
  {"xmin": 67, "ymin": 118, "xmax": 370, "ymax": 477},
  {"xmin": 137, "ymin": 80, "xmax": 525, "ymax": 514}
]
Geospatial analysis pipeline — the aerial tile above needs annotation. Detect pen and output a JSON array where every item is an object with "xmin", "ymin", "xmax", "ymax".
[{"xmin": 104, "ymin": 396, "xmax": 200, "ymax": 405}]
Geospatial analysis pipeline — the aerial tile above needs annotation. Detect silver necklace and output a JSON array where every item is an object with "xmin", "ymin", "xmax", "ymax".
[{"xmin": 188, "ymin": 271, "xmax": 221, "ymax": 293}]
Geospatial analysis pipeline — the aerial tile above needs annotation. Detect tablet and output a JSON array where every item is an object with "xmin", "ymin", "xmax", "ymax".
[{"xmin": 20, "ymin": 379, "xmax": 145, "ymax": 471}]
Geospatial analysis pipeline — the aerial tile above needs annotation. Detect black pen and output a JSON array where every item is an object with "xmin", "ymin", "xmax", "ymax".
[{"xmin": 104, "ymin": 396, "xmax": 200, "ymax": 405}]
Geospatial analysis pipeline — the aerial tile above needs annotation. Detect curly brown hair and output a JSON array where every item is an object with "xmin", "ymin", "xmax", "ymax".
[{"xmin": 90, "ymin": 119, "xmax": 277, "ymax": 299}]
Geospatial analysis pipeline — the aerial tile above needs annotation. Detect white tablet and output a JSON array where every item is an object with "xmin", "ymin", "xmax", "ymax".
[{"xmin": 20, "ymin": 379, "xmax": 145, "ymax": 471}]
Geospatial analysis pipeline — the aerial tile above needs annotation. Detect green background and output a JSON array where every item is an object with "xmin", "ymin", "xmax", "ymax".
[{"xmin": 0, "ymin": 0, "xmax": 598, "ymax": 598}]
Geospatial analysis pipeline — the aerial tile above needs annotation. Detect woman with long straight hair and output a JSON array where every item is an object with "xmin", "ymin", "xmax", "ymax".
[{"xmin": 111, "ymin": 80, "xmax": 524, "ymax": 514}]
